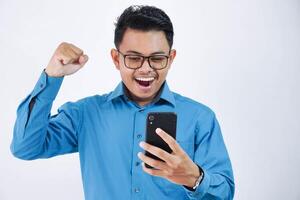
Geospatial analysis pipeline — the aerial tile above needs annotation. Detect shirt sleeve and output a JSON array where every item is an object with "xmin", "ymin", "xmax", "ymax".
[
  {"xmin": 10, "ymin": 70, "xmax": 82, "ymax": 160},
  {"xmin": 183, "ymin": 110, "xmax": 235, "ymax": 200}
]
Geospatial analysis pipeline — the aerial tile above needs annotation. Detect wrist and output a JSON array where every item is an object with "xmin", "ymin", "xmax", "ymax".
[
  {"xmin": 191, "ymin": 163, "xmax": 201, "ymax": 187},
  {"xmin": 184, "ymin": 164, "xmax": 204, "ymax": 191},
  {"xmin": 44, "ymin": 66, "xmax": 64, "ymax": 78},
  {"xmin": 45, "ymin": 67, "xmax": 64, "ymax": 77}
]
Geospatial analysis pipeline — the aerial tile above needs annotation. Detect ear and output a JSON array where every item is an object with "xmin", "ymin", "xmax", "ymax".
[
  {"xmin": 168, "ymin": 49, "xmax": 177, "ymax": 66},
  {"xmin": 111, "ymin": 48, "xmax": 120, "ymax": 70}
]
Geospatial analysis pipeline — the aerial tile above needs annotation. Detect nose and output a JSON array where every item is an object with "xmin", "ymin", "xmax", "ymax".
[{"xmin": 137, "ymin": 58, "xmax": 153, "ymax": 73}]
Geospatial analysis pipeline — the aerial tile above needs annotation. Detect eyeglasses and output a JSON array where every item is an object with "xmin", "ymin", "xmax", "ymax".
[{"xmin": 117, "ymin": 50, "xmax": 170, "ymax": 70}]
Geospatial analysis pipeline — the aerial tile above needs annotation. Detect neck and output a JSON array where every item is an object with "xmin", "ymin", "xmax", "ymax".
[
  {"xmin": 123, "ymin": 84, "xmax": 164, "ymax": 107},
  {"xmin": 126, "ymin": 91, "xmax": 156, "ymax": 107}
]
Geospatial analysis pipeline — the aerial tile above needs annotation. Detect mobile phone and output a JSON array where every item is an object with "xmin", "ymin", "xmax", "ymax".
[{"xmin": 145, "ymin": 112, "xmax": 177, "ymax": 169}]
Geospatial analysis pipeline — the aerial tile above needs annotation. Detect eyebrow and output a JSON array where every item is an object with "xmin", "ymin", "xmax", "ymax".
[{"xmin": 125, "ymin": 50, "xmax": 168, "ymax": 55}]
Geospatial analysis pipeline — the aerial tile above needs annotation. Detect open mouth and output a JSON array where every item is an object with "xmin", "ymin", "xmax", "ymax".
[{"xmin": 135, "ymin": 77, "xmax": 155, "ymax": 87}]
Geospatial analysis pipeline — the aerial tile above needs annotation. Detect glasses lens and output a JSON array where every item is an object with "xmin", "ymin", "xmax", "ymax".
[
  {"xmin": 149, "ymin": 56, "xmax": 168, "ymax": 69},
  {"xmin": 125, "ymin": 55, "xmax": 143, "ymax": 69}
]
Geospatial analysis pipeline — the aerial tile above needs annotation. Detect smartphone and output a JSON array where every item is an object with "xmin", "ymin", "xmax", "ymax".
[{"xmin": 145, "ymin": 112, "xmax": 177, "ymax": 169}]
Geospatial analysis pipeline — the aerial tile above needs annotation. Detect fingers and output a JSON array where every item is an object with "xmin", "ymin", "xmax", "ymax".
[
  {"xmin": 59, "ymin": 50, "xmax": 77, "ymax": 65},
  {"xmin": 56, "ymin": 42, "xmax": 86, "ymax": 65},
  {"xmin": 137, "ymin": 152, "xmax": 169, "ymax": 172},
  {"xmin": 155, "ymin": 128, "xmax": 183, "ymax": 155},
  {"xmin": 46, "ymin": 42, "xmax": 88, "ymax": 77},
  {"xmin": 139, "ymin": 141, "xmax": 175, "ymax": 165},
  {"xmin": 79, "ymin": 54, "xmax": 89, "ymax": 65},
  {"xmin": 141, "ymin": 163, "xmax": 167, "ymax": 177},
  {"xmin": 68, "ymin": 43, "xmax": 84, "ymax": 55}
]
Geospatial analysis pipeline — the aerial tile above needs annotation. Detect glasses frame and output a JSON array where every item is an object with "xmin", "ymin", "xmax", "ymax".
[{"xmin": 117, "ymin": 49, "xmax": 170, "ymax": 70}]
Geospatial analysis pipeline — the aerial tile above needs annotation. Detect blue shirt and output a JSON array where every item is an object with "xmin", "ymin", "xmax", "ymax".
[{"xmin": 11, "ymin": 71, "xmax": 234, "ymax": 200}]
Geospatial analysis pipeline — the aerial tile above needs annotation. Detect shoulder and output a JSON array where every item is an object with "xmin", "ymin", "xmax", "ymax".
[
  {"xmin": 59, "ymin": 92, "xmax": 112, "ymax": 112},
  {"xmin": 173, "ymin": 92, "xmax": 214, "ymax": 113},
  {"xmin": 78, "ymin": 93, "xmax": 110, "ymax": 104},
  {"xmin": 172, "ymin": 92, "xmax": 216, "ymax": 120}
]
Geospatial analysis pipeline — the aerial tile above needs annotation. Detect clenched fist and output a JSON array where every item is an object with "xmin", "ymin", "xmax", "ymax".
[{"xmin": 45, "ymin": 42, "xmax": 89, "ymax": 77}]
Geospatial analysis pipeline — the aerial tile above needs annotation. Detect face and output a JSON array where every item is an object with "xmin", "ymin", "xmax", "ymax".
[{"xmin": 111, "ymin": 28, "xmax": 176, "ymax": 106}]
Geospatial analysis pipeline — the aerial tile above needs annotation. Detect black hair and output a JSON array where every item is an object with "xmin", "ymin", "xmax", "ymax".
[{"xmin": 114, "ymin": 5, "xmax": 174, "ymax": 49}]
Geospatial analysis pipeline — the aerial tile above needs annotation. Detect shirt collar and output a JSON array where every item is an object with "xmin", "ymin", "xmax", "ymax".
[
  {"xmin": 107, "ymin": 81, "xmax": 176, "ymax": 107},
  {"xmin": 107, "ymin": 82, "xmax": 124, "ymax": 101}
]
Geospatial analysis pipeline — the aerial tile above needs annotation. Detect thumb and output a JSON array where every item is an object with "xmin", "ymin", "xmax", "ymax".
[{"xmin": 78, "ymin": 54, "xmax": 89, "ymax": 66}]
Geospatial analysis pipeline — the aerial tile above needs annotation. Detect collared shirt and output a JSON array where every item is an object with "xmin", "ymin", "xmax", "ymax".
[{"xmin": 11, "ymin": 71, "xmax": 235, "ymax": 200}]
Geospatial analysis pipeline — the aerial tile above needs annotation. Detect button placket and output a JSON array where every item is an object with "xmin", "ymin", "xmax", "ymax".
[{"xmin": 131, "ymin": 110, "xmax": 146, "ymax": 199}]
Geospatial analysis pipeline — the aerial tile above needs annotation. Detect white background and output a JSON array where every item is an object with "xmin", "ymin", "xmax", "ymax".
[{"xmin": 0, "ymin": 0, "xmax": 299, "ymax": 199}]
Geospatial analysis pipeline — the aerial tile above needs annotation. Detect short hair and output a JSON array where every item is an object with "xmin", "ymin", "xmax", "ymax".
[{"xmin": 114, "ymin": 5, "xmax": 174, "ymax": 49}]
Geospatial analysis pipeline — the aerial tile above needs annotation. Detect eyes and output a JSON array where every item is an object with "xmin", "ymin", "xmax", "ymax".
[
  {"xmin": 117, "ymin": 50, "xmax": 170, "ymax": 70},
  {"xmin": 127, "ymin": 56, "xmax": 142, "ymax": 62},
  {"xmin": 149, "ymin": 56, "xmax": 166, "ymax": 63},
  {"xmin": 127, "ymin": 55, "xmax": 167, "ymax": 63}
]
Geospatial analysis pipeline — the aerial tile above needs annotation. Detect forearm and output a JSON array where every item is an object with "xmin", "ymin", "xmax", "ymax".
[
  {"xmin": 184, "ymin": 111, "xmax": 235, "ymax": 199},
  {"xmin": 11, "ymin": 71, "xmax": 63, "ymax": 160}
]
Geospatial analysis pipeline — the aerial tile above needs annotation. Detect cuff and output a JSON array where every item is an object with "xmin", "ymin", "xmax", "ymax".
[
  {"xmin": 183, "ymin": 168, "xmax": 211, "ymax": 199},
  {"xmin": 31, "ymin": 70, "xmax": 64, "ymax": 100}
]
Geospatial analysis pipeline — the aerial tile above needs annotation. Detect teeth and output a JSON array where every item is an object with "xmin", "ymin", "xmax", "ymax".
[{"xmin": 135, "ymin": 77, "xmax": 155, "ymax": 82}]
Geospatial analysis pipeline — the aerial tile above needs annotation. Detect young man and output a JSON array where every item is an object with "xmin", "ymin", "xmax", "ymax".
[{"xmin": 11, "ymin": 5, "xmax": 234, "ymax": 200}]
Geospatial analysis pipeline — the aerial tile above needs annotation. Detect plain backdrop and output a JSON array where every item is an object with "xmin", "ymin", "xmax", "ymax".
[{"xmin": 1, "ymin": 0, "xmax": 299, "ymax": 199}]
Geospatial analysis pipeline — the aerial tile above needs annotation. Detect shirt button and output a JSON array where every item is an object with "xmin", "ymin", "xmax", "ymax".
[
  {"xmin": 40, "ymin": 84, "xmax": 44, "ymax": 88},
  {"xmin": 135, "ymin": 162, "xmax": 140, "ymax": 166},
  {"xmin": 134, "ymin": 188, "xmax": 140, "ymax": 193},
  {"xmin": 137, "ymin": 134, "xmax": 142, "ymax": 139}
]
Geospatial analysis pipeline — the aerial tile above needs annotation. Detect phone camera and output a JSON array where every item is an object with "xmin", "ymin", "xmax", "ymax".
[{"xmin": 149, "ymin": 115, "xmax": 154, "ymax": 121}]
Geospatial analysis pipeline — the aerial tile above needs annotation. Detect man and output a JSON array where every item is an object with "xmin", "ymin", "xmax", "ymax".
[{"xmin": 11, "ymin": 5, "xmax": 234, "ymax": 200}]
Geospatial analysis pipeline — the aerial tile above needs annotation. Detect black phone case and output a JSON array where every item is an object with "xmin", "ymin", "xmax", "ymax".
[{"xmin": 145, "ymin": 112, "xmax": 177, "ymax": 168}]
